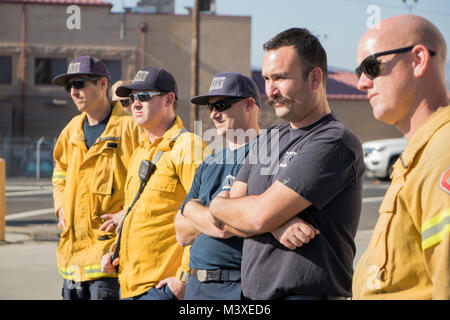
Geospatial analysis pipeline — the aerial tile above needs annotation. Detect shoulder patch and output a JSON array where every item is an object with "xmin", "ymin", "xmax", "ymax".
[
  {"xmin": 222, "ymin": 174, "xmax": 235, "ymax": 190},
  {"xmin": 438, "ymin": 167, "xmax": 450, "ymax": 195}
]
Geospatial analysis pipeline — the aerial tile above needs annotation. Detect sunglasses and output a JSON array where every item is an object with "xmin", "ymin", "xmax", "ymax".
[
  {"xmin": 119, "ymin": 99, "xmax": 130, "ymax": 108},
  {"xmin": 207, "ymin": 97, "xmax": 245, "ymax": 113},
  {"xmin": 355, "ymin": 45, "xmax": 436, "ymax": 80},
  {"xmin": 129, "ymin": 91, "xmax": 163, "ymax": 104},
  {"xmin": 65, "ymin": 77, "xmax": 101, "ymax": 92}
]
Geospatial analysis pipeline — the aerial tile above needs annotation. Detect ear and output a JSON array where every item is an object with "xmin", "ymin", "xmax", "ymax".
[
  {"xmin": 411, "ymin": 44, "xmax": 431, "ymax": 78},
  {"xmin": 245, "ymin": 97, "xmax": 256, "ymax": 111},
  {"xmin": 98, "ymin": 77, "xmax": 109, "ymax": 97},
  {"xmin": 164, "ymin": 92, "xmax": 176, "ymax": 107},
  {"xmin": 99, "ymin": 77, "xmax": 108, "ymax": 89},
  {"xmin": 309, "ymin": 67, "xmax": 323, "ymax": 90}
]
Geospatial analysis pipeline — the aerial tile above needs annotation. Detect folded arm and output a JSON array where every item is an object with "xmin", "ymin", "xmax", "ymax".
[{"xmin": 210, "ymin": 180, "xmax": 312, "ymax": 235}]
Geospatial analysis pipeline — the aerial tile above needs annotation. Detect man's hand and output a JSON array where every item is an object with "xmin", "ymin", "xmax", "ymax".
[
  {"xmin": 99, "ymin": 209, "xmax": 126, "ymax": 233},
  {"xmin": 272, "ymin": 216, "xmax": 320, "ymax": 250},
  {"xmin": 209, "ymin": 214, "xmax": 235, "ymax": 239},
  {"xmin": 156, "ymin": 277, "xmax": 186, "ymax": 300},
  {"xmin": 216, "ymin": 190, "xmax": 230, "ymax": 199},
  {"xmin": 101, "ymin": 252, "xmax": 120, "ymax": 274},
  {"xmin": 57, "ymin": 207, "xmax": 66, "ymax": 232}
]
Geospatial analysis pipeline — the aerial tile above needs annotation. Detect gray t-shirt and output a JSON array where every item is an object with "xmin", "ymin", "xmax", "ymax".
[{"xmin": 236, "ymin": 113, "xmax": 365, "ymax": 299}]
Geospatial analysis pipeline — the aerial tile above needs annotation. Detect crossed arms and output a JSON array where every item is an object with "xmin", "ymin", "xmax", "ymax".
[{"xmin": 175, "ymin": 179, "xmax": 319, "ymax": 249}]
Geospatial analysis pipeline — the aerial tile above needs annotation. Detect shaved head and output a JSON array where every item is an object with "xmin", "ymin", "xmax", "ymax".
[
  {"xmin": 358, "ymin": 15, "xmax": 446, "ymax": 64},
  {"xmin": 356, "ymin": 14, "xmax": 448, "ymax": 138}
]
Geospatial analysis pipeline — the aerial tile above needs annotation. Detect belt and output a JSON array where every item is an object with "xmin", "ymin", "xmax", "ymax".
[{"xmin": 190, "ymin": 268, "xmax": 241, "ymax": 283}]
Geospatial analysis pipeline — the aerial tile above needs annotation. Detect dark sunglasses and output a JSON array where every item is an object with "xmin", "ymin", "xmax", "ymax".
[
  {"xmin": 355, "ymin": 45, "xmax": 436, "ymax": 80},
  {"xmin": 129, "ymin": 91, "xmax": 163, "ymax": 104},
  {"xmin": 119, "ymin": 99, "xmax": 130, "ymax": 108},
  {"xmin": 65, "ymin": 77, "xmax": 101, "ymax": 92},
  {"xmin": 207, "ymin": 97, "xmax": 245, "ymax": 113}
]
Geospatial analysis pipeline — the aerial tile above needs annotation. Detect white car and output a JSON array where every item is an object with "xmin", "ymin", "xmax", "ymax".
[{"xmin": 363, "ymin": 138, "xmax": 408, "ymax": 179}]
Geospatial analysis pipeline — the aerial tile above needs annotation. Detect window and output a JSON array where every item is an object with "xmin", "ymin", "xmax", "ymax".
[
  {"xmin": 35, "ymin": 58, "xmax": 67, "ymax": 85},
  {"xmin": 103, "ymin": 60, "xmax": 122, "ymax": 84},
  {"xmin": 0, "ymin": 56, "xmax": 12, "ymax": 84}
]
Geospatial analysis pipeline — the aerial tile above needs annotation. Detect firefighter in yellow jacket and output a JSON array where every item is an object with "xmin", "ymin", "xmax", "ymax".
[
  {"xmin": 353, "ymin": 15, "xmax": 450, "ymax": 299},
  {"xmin": 101, "ymin": 66, "xmax": 210, "ymax": 300},
  {"xmin": 52, "ymin": 56, "xmax": 143, "ymax": 299}
]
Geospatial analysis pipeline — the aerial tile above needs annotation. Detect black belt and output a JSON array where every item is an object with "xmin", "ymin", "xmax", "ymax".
[{"xmin": 190, "ymin": 268, "xmax": 241, "ymax": 283}]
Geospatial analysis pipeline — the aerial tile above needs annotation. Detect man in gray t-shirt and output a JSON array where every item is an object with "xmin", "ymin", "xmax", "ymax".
[{"xmin": 209, "ymin": 28, "xmax": 364, "ymax": 300}]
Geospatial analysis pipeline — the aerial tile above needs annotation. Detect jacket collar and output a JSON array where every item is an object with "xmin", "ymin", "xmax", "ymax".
[
  {"xmin": 70, "ymin": 103, "xmax": 123, "ymax": 148},
  {"xmin": 142, "ymin": 116, "xmax": 186, "ymax": 151},
  {"xmin": 400, "ymin": 106, "xmax": 450, "ymax": 170}
]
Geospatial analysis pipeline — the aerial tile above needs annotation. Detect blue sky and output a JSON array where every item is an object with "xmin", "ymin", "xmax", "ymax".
[{"xmin": 109, "ymin": 0, "xmax": 450, "ymax": 74}]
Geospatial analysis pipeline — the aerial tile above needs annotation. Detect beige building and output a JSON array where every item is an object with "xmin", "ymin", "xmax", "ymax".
[{"xmin": 0, "ymin": 0, "xmax": 251, "ymax": 138}]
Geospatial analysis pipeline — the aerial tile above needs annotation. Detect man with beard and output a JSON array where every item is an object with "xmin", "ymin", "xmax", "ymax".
[{"xmin": 209, "ymin": 28, "xmax": 365, "ymax": 300}]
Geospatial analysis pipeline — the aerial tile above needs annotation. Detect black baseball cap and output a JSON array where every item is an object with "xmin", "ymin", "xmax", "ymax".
[
  {"xmin": 191, "ymin": 72, "xmax": 261, "ymax": 107},
  {"xmin": 115, "ymin": 66, "xmax": 178, "ymax": 100},
  {"xmin": 53, "ymin": 56, "xmax": 110, "ymax": 86}
]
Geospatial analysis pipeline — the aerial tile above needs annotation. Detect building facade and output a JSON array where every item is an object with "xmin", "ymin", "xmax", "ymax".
[{"xmin": 0, "ymin": 0, "xmax": 251, "ymax": 139}]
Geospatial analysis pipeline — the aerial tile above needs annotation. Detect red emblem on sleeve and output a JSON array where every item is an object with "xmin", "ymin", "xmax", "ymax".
[{"xmin": 439, "ymin": 167, "xmax": 450, "ymax": 195}]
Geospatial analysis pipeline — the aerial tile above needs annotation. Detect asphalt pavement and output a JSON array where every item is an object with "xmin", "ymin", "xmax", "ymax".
[{"xmin": 0, "ymin": 177, "xmax": 385, "ymax": 300}]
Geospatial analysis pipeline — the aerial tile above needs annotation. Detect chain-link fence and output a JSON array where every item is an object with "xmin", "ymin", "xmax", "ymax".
[{"xmin": 0, "ymin": 137, "xmax": 56, "ymax": 178}]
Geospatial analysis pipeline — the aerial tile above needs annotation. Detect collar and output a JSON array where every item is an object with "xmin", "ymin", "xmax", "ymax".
[
  {"xmin": 70, "ymin": 103, "xmax": 123, "ymax": 147},
  {"xmin": 400, "ymin": 106, "xmax": 450, "ymax": 170},
  {"xmin": 142, "ymin": 116, "xmax": 186, "ymax": 151}
]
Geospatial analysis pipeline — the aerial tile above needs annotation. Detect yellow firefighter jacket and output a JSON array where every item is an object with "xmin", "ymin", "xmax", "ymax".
[
  {"xmin": 118, "ymin": 116, "xmax": 210, "ymax": 299},
  {"xmin": 53, "ymin": 104, "xmax": 143, "ymax": 282},
  {"xmin": 353, "ymin": 106, "xmax": 450, "ymax": 299}
]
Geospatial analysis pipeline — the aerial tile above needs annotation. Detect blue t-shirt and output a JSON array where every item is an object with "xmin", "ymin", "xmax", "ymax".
[
  {"xmin": 83, "ymin": 107, "xmax": 112, "ymax": 149},
  {"xmin": 181, "ymin": 143, "xmax": 251, "ymax": 270}
]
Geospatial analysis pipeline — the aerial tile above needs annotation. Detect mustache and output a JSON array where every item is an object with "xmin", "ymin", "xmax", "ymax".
[{"xmin": 267, "ymin": 96, "xmax": 295, "ymax": 107}]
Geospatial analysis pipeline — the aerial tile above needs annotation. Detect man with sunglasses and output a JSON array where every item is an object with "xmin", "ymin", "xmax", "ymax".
[
  {"xmin": 352, "ymin": 15, "xmax": 450, "ymax": 300},
  {"xmin": 51, "ymin": 56, "xmax": 143, "ymax": 299},
  {"xmin": 111, "ymin": 80, "xmax": 133, "ymax": 113},
  {"xmin": 176, "ymin": 72, "xmax": 319, "ymax": 300},
  {"xmin": 208, "ymin": 28, "xmax": 365, "ymax": 300},
  {"xmin": 100, "ymin": 66, "xmax": 210, "ymax": 300},
  {"xmin": 173, "ymin": 72, "xmax": 262, "ymax": 299}
]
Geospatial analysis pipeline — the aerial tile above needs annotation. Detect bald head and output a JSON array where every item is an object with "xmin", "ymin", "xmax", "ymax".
[
  {"xmin": 356, "ymin": 14, "xmax": 448, "ymax": 138},
  {"xmin": 359, "ymin": 15, "xmax": 446, "ymax": 64}
]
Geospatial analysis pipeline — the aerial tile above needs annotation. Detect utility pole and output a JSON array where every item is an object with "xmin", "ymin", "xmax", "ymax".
[{"xmin": 190, "ymin": 0, "xmax": 200, "ymax": 131}]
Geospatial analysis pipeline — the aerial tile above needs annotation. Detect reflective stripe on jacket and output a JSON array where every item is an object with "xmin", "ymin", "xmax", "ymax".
[
  {"xmin": 53, "ymin": 103, "xmax": 144, "ymax": 282},
  {"xmin": 353, "ymin": 106, "xmax": 450, "ymax": 299}
]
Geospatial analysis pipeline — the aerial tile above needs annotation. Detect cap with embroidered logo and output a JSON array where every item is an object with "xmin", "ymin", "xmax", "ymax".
[
  {"xmin": 115, "ymin": 66, "xmax": 178, "ymax": 100},
  {"xmin": 53, "ymin": 56, "xmax": 110, "ymax": 86},
  {"xmin": 191, "ymin": 72, "xmax": 261, "ymax": 107}
]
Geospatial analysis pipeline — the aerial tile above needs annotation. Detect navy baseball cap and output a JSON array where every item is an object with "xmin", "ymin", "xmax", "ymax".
[
  {"xmin": 115, "ymin": 66, "xmax": 178, "ymax": 100},
  {"xmin": 53, "ymin": 56, "xmax": 110, "ymax": 86},
  {"xmin": 191, "ymin": 72, "xmax": 261, "ymax": 107}
]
